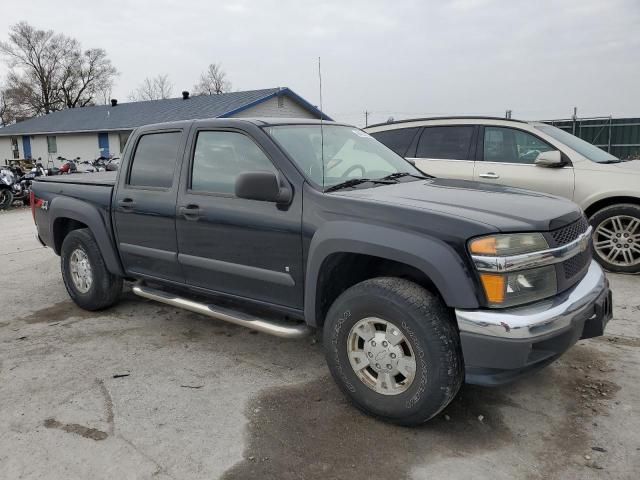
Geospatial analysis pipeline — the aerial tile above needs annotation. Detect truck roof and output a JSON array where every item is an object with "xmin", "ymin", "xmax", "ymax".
[{"xmin": 137, "ymin": 117, "xmax": 353, "ymax": 131}]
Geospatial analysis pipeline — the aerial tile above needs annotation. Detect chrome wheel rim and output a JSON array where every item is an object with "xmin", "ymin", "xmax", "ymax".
[
  {"xmin": 347, "ymin": 317, "xmax": 417, "ymax": 396},
  {"xmin": 594, "ymin": 215, "xmax": 640, "ymax": 267},
  {"xmin": 69, "ymin": 248, "xmax": 93, "ymax": 293}
]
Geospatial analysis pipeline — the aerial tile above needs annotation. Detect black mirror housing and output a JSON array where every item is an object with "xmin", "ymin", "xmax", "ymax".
[{"xmin": 235, "ymin": 171, "xmax": 291, "ymax": 204}]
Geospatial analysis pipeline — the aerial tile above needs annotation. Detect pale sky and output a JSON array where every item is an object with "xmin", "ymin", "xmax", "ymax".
[{"xmin": 1, "ymin": 0, "xmax": 638, "ymax": 126}]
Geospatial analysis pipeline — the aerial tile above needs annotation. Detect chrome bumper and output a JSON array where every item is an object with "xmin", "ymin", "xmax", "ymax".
[{"xmin": 456, "ymin": 260, "xmax": 609, "ymax": 340}]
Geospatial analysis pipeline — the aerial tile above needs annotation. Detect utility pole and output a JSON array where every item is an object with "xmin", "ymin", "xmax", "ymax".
[
  {"xmin": 572, "ymin": 106, "xmax": 577, "ymax": 134},
  {"xmin": 364, "ymin": 110, "xmax": 369, "ymax": 127},
  {"xmin": 505, "ymin": 109, "xmax": 512, "ymax": 119}
]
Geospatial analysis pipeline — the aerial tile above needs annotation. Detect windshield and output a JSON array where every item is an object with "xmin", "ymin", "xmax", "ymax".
[
  {"xmin": 535, "ymin": 124, "xmax": 619, "ymax": 163},
  {"xmin": 265, "ymin": 124, "xmax": 423, "ymax": 189}
]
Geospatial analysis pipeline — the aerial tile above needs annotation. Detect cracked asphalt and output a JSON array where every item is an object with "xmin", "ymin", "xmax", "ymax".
[{"xmin": 1, "ymin": 206, "xmax": 639, "ymax": 479}]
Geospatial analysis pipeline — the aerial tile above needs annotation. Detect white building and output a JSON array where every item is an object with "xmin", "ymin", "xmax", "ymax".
[{"xmin": 0, "ymin": 87, "xmax": 329, "ymax": 165}]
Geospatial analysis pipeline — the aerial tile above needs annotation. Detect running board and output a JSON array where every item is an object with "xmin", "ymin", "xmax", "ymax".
[{"xmin": 132, "ymin": 283, "xmax": 312, "ymax": 339}]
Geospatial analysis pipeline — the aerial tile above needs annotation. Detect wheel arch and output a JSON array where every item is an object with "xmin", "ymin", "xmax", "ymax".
[
  {"xmin": 584, "ymin": 195, "xmax": 640, "ymax": 218},
  {"xmin": 49, "ymin": 196, "xmax": 124, "ymax": 276},
  {"xmin": 304, "ymin": 221, "xmax": 481, "ymax": 327}
]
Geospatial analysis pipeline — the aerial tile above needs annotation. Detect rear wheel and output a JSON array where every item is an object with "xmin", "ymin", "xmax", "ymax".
[
  {"xmin": 0, "ymin": 188, "xmax": 13, "ymax": 210},
  {"xmin": 323, "ymin": 277, "xmax": 463, "ymax": 426},
  {"xmin": 61, "ymin": 228, "xmax": 122, "ymax": 310},
  {"xmin": 590, "ymin": 204, "xmax": 640, "ymax": 274}
]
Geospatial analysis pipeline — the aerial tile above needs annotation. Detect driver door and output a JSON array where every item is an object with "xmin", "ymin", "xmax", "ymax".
[{"xmin": 474, "ymin": 126, "xmax": 575, "ymax": 200}]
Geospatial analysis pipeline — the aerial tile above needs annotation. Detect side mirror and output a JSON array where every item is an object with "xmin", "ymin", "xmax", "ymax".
[
  {"xmin": 405, "ymin": 158, "xmax": 416, "ymax": 166},
  {"xmin": 235, "ymin": 171, "xmax": 292, "ymax": 204},
  {"xmin": 534, "ymin": 150, "xmax": 564, "ymax": 167}
]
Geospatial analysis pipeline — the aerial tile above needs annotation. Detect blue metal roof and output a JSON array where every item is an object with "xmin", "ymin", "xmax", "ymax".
[{"xmin": 0, "ymin": 87, "xmax": 331, "ymax": 136}]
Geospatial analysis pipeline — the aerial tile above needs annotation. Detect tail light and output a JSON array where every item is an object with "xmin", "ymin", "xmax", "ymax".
[{"xmin": 30, "ymin": 191, "xmax": 44, "ymax": 223}]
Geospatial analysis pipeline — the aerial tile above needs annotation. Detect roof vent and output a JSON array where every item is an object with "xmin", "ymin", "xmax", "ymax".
[
  {"xmin": 111, "ymin": 99, "xmax": 118, "ymax": 107},
  {"xmin": 182, "ymin": 91, "xmax": 190, "ymax": 100}
]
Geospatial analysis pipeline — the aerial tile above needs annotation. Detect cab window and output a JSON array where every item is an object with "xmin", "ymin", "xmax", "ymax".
[
  {"xmin": 191, "ymin": 131, "xmax": 276, "ymax": 195},
  {"xmin": 416, "ymin": 126, "xmax": 474, "ymax": 160}
]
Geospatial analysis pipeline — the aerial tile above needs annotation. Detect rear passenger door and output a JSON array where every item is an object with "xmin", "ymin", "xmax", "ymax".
[
  {"xmin": 113, "ymin": 127, "xmax": 188, "ymax": 282},
  {"xmin": 407, "ymin": 125, "xmax": 477, "ymax": 180}
]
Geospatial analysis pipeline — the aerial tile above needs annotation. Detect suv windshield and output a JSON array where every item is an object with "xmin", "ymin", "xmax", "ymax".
[
  {"xmin": 265, "ymin": 124, "xmax": 423, "ymax": 189},
  {"xmin": 535, "ymin": 124, "xmax": 619, "ymax": 163}
]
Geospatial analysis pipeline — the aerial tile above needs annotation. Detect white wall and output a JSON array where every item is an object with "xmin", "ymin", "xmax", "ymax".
[
  {"xmin": 1, "ymin": 131, "xmax": 131, "ymax": 167},
  {"xmin": 0, "ymin": 137, "xmax": 15, "ymax": 162},
  {"xmin": 233, "ymin": 95, "xmax": 318, "ymax": 119}
]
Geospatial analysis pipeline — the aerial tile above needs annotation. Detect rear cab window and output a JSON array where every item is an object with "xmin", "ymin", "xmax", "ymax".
[
  {"xmin": 128, "ymin": 131, "xmax": 181, "ymax": 188},
  {"xmin": 415, "ymin": 126, "xmax": 475, "ymax": 160}
]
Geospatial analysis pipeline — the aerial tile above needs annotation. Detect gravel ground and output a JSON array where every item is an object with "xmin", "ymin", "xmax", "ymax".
[{"xmin": 0, "ymin": 207, "xmax": 638, "ymax": 479}]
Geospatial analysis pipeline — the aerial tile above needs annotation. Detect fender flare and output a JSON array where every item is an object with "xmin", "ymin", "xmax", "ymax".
[
  {"xmin": 48, "ymin": 196, "xmax": 125, "ymax": 276},
  {"xmin": 304, "ymin": 221, "xmax": 480, "ymax": 326}
]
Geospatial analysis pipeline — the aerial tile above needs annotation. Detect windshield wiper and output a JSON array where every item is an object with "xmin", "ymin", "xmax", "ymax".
[
  {"xmin": 324, "ymin": 178, "xmax": 394, "ymax": 193},
  {"xmin": 379, "ymin": 172, "xmax": 432, "ymax": 181}
]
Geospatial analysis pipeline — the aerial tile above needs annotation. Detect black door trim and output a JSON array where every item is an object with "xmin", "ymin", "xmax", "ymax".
[{"xmin": 178, "ymin": 253, "xmax": 295, "ymax": 287}]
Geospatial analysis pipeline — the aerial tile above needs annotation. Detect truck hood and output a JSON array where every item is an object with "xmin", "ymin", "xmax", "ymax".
[{"xmin": 333, "ymin": 178, "xmax": 582, "ymax": 232}]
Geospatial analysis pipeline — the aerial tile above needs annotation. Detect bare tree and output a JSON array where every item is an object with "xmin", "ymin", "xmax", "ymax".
[
  {"xmin": 0, "ymin": 22, "xmax": 118, "ymax": 118},
  {"xmin": 193, "ymin": 63, "xmax": 231, "ymax": 95},
  {"xmin": 59, "ymin": 48, "xmax": 118, "ymax": 108},
  {"xmin": 129, "ymin": 74, "xmax": 174, "ymax": 101},
  {"xmin": 0, "ymin": 89, "xmax": 14, "ymax": 126}
]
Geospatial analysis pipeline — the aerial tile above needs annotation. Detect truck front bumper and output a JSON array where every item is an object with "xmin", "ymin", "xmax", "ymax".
[{"xmin": 455, "ymin": 260, "xmax": 612, "ymax": 386}]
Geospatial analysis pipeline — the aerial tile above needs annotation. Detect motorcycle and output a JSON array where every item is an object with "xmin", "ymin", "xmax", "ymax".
[
  {"xmin": 0, "ymin": 166, "xmax": 29, "ymax": 209},
  {"xmin": 56, "ymin": 156, "xmax": 80, "ymax": 174}
]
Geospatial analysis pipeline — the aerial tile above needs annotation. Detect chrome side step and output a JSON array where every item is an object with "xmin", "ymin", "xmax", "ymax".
[{"xmin": 132, "ymin": 283, "xmax": 312, "ymax": 339}]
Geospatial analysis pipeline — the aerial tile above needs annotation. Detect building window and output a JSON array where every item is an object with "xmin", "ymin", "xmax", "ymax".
[
  {"xmin": 277, "ymin": 95, "xmax": 284, "ymax": 108},
  {"xmin": 10, "ymin": 137, "xmax": 19, "ymax": 159},
  {"xmin": 47, "ymin": 136, "xmax": 57, "ymax": 154},
  {"xmin": 119, "ymin": 132, "xmax": 131, "ymax": 154}
]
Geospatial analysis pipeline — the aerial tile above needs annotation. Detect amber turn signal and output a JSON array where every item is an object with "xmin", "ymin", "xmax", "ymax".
[
  {"xmin": 479, "ymin": 273, "xmax": 505, "ymax": 304},
  {"xmin": 469, "ymin": 237, "xmax": 497, "ymax": 255}
]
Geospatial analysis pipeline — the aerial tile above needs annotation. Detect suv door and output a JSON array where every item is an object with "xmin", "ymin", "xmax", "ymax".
[
  {"xmin": 113, "ymin": 127, "xmax": 187, "ymax": 282},
  {"xmin": 474, "ymin": 126, "xmax": 575, "ymax": 199},
  {"xmin": 175, "ymin": 126, "xmax": 304, "ymax": 310},
  {"xmin": 407, "ymin": 125, "xmax": 477, "ymax": 180}
]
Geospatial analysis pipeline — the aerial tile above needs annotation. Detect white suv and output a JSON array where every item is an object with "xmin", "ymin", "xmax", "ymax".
[{"xmin": 366, "ymin": 117, "xmax": 640, "ymax": 273}]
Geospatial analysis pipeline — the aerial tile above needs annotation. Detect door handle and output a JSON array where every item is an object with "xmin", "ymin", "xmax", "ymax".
[
  {"xmin": 479, "ymin": 172, "xmax": 500, "ymax": 179},
  {"xmin": 118, "ymin": 198, "xmax": 136, "ymax": 209},
  {"xmin": 179, "ymin": 204, "xmax": 203, "ymax": 220}
]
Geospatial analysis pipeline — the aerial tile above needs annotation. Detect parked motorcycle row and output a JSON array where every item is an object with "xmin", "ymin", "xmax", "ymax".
[{"xmin": 0, "ymin": 155, "xmax": 119, "ymax": 210}]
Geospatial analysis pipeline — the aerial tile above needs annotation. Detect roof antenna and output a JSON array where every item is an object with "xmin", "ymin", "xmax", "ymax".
[{"xmin": 318, "ymin": 56, "xmax": 325, "ymax": 191}]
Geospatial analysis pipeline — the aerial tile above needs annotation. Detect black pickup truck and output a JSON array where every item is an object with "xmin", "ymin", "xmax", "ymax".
[{"xmin": 31, "ymin": 118, "xmax": 612, "ymax": 425}]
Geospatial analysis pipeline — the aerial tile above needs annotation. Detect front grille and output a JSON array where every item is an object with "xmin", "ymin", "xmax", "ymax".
[
  {"xmin": 562, "ymin": 250, "xmax": 590, "ymax": 279},
  {"xmin": 546, "ymin": 215, "xmax": 592, "ymax": 291},
  {"xmin": 551, "ymin": 215, "xmax": 589, "ymax": 246}
]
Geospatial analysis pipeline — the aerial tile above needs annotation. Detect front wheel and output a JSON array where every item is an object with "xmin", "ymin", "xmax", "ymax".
[
  {"xmin": 61, "ymin": 228, "xmax": 122, "ymax": 310},
  {"xmin": 590, "ymin": 204, "xmax": 640, "ymax": 274},
  {"xmin": 323, "ymin": 277, "xmax": 463, "ymax": 426}
]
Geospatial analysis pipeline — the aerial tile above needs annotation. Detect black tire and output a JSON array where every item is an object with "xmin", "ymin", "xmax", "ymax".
[
  {"xmin": 61, "ymin": 228, "xmax": 122, "ymax": 310},
  {"xmin": 589, "ymin": 203, "xmax": 640, "ymax": 274},
  {"xmin": 323, "ymin": 277, "xmax": 463, "ymax": 426},
  {"xmin": 0, "ymin": 188, "xmax": 13, "ymax": 210}
]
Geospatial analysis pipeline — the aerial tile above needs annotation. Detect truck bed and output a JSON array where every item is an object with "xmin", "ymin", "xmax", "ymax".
[{"xmin": 36, "ymin": 171, "xmax": 117, "ymax": 186}]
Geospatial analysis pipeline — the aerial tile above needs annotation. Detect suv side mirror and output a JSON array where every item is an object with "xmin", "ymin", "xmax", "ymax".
[
  {"xmin": 534, "ymin": 150, "xmax": 564, "ymax": 167},
  {"xmin": 235, "ymin": 171, "xmax": 292, "ymax": 204}
]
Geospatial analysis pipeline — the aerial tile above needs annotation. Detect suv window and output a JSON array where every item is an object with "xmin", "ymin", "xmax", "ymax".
[
  {"xmin": 369, "ymin": 128, "xmax": 419, "ymax": 156},
  {"xmin": 129, "ymin": 132, "xmax": 181, "ymax": 188},
  {"xmin": 416, "ymin": 126, "xmax": 474, "ymax": 160},
  {"xmin": 484, "ymin": 127, "xmax": 555, "ymax": 164},
  {"xmin": 191, "ymin": 131, "xmax": 276, "ymax": 194}
]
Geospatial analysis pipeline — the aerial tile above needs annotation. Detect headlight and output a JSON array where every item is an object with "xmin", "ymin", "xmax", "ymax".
[
  {"xmin": 469, "ymin": 232, "xmax": 548, "ymax": 256},
  {"xmin": 469, "ymin": 233, "xmax": 558, "ymax": 308}
]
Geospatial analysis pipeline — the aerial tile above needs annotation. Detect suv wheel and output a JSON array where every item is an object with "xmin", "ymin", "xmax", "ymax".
[
  {"xmin": 590, "ymin": 203, "xmax": 640, "ymax": 274},
  {"xmin": 323, "ymin": 277, "xmax": 463, "ymax": 426},
  {"xmin": 61, "ymin": 228, "xmax": 122, "ymax": 310}
]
